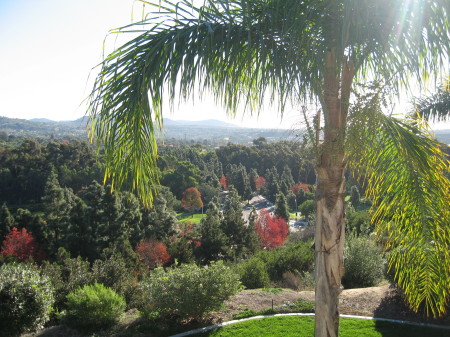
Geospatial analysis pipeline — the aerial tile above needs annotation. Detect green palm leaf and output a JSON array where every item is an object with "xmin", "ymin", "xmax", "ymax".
[
  {"xmin": 347, "ymin": 94, "xmax": 450, "ymax": 316},
  {"xmin": 413, "ymin": 76, "xmax": 450, "ymax": 122}
]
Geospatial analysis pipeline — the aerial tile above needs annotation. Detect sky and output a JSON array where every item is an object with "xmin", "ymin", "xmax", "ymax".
[{"xmin": 0, "ymin": 0, "xmax": 448, "ymax": 130}]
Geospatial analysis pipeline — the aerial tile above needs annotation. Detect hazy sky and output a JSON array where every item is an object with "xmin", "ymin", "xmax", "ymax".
[{"xmin": 0, "ymin": 0, "xmax": 448, "ymax": 130}]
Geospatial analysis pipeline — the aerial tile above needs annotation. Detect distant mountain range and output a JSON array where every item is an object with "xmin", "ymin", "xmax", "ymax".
[
  {"xmin": 1, "ymin": 115, "xmax": 448, "ymax": 145},
  {"xmin": 22, "ymin": 117, "xmax": 239, "ymax": 128},
  {"xmin": 0, "ymin": 116, "xmax": 290, "ymax": 144}
]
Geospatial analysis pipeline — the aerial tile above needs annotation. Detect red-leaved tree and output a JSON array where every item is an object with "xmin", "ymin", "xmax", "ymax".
[
  {"xmin": 135, "ymin": 239, "xmax": 171, "ymax": 269},
  {"xmin": 254, "ymin": 210, "xmax": 289, "ymax": 249},
  {"xmin": 181, "ymin": 187, "xmax": 203, "ymax": 213},
  {"xmin": 219, "ymin": 175, "xmax": 228, "ymax": 189},
  {"xmin": 291, "ymin": 183, "xmax": 311, "ymax": 196},
  {"xmin": 1, "ymin": 227, "xmax": 44, "ymax": 262},
  {"xmin": 254, "ymin": 176, "xmax": 267, "ymax": 191}
]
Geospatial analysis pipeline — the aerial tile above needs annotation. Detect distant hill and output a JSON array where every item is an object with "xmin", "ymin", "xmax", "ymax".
[
  {"xmin": 30, "ymin": 118, "xmax": 57, "ymax": 123},
  {"xmin": 163, "ymin": 118, "xmax": 240, "ymax": 128},
  {"xmin": 0, "ymin": 116, "xmax": 291, "ymax": 144},
  {"xmin": 1, "ymin": 116, "xmax": 449, "ymax": 146}
]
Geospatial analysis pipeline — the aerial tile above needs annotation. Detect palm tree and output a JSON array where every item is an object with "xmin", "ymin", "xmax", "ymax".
[{"xmin": 88, "ymin": 1, "xmax": 450, "ymax": 336}]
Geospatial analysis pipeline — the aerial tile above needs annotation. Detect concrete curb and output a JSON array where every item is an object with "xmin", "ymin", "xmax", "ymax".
[{"xmin": 170, "ymin": 313, "xmax": 450, "ymax": 337}]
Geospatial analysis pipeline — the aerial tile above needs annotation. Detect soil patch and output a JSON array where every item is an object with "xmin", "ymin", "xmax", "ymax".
[{"xmin": 212, "ymin": 284, "xmax": 450, "ymax": 326}]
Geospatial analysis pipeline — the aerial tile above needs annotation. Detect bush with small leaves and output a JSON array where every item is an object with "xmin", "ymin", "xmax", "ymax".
[
  {"xmin": 40, "ymin": 252, "xmax": 92, "ymax": 311},
  {"xmin": 0, "ymin": 263, "xmax": 54, "ymax": 336},
  {"xmin": 237, "ymin": 257, "xmax": 270, "ymax": 289},
  {"xmin": 342, "ymin": 234, "xmax": 385, "ymax": 289},
  {"xmin": 140, "ymin": 261, "xmax": 241, "ymax": 320},
  {"xmin": 63, "ymin": 283, "xmax": 126, "ymax": 332},
  {"xmin": 256, "ymin": 241, "xmax": 314, "ymax": 281},
  {"xmin": 91, "ymin": 254, "xmax": 142, "ymax": 310}
]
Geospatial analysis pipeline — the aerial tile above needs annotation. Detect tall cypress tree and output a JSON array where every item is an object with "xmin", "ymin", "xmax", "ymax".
[
  {"xmin": 66, "ymin": 197, "xmax": 95, "ymax": 260},
  {"xmin": 274, "ymin": 193, "xmax": 290, "ymax": 222},
  {"xmin": 222, "ymin": 187, "xmax": 249, "ymax": 260},
  {"xmin": 42, "ymin": 169, "xmax": 76, "ymax": 257},
  {"xmin": 196, "ymin": 198, "xmax": 228, "ymax": 264},
  {"xmin": 280, "ymin": 166, "xmax": 295, "ymax": 195}
]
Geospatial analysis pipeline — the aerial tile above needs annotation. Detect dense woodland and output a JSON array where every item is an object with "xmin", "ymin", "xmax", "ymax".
[{"xmin": 0, "ymin": 136, "xmax": 321, "ymax": 262}]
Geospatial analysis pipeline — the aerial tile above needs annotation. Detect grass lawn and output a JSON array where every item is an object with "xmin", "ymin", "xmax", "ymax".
[
  {"xmin": 177, "ymin": 213, "xmax": 204, "ymax": 224},
  {"xmin": 192, "ymin": 316, "xmax": 449, "ymax": 337}
]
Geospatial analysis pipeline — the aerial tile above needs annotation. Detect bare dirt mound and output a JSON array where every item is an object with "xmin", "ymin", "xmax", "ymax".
[{"xmin": 214, "ymin": 284, "xmax": 449, "ymax": 326}]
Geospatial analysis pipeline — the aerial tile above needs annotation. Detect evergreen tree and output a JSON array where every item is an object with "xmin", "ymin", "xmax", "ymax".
[
  {"xmin": 264, "ymin": 167, "xmax": 280, "ymax": 203},
  {"xmin": 0, "ymin": 203, "xmax": 14, "ymax": 239},
  {"xmin": 196, "ymin": 198, "xmax": 228, "ymax": 264},
  {"xmin": 249, "ymin": 168, "xmax": 259, "ymax": 192},
  {"xmin": 142, "ymin": 194, "xmax": 177, "ymax": 242},
  {"xmin": 66, "ymin": 197, "xmax": 95, "ymax": 260},
  {"xmin": 286, "ymin": 190, "xmax": 297, "ymax": 214},
  {"xmin": 221, "ymin": 187, "xmax": 249, "ymax": 260},
  {"xmin": 274, "ymin": 193, "xmax": 290, "ymax": 222},
  {"xmin": 41, "ymin": 169, "xmax": 76, "ymax": 257},
  {"xmin": 280, "ymin": 166, "xmax": 295, "ymax": 195},
  {"xmin": 248, "ymin": 207, "xmax": 258, "ymax": 228},
  {"xmin": 117, "ymin": 191, "xmax": 142, "ymax": 244},
  {"xmin": 234, "ymin": 165, "xmax": 252, "ymax": 201},
  {"xmin": 350, "ymin": 186, "xmax": 361, "ymax": 210},
  {"xmin": 78, "ymin": 181, "xmax": 106, "ymax": 259}
]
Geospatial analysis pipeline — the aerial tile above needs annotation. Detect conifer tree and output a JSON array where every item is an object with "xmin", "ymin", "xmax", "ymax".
[
  {"xmin": 264, "ymin": 167, "xmax": 280, "ymax": 203},
  {"xmin": 142, "ymin": 194, "xmax": 177, "ymax": 242},
  {"xmin": 275, "ymin": 193, "xmax": 290, "ymax": 222},
  {"xmin": 222, "ymin": 187, "xmax": 248, "ymax": 260},
  {"xmin": 66, "ymin": 197, "xmax": 95, "ymax": 260},
  {"xmin": 196, "ymin": 198, "xmax": 228, "ymax": 264},
  {"xmin": 280, "ymin": 166, "xmax": 295, "ymax": 195},
  {"xmin": 41, "ymin": 169, "xmax": 76, "ymax": 256},
  {"xmin": 249, "ymin": 168, "xmax": 259, "ymax": 192}
]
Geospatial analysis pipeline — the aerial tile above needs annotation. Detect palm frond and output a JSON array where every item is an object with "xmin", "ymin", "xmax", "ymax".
[
  {"xmin": 413, "ymin": 76, "xmax": 450, "ymax": 122},
  {"xmin": 87, "ymin": 0, "xmax": 325, "ymax": 205},
  {"xmin": 347, "ymin": 96, "xmax": 450, "ymax": 317}
]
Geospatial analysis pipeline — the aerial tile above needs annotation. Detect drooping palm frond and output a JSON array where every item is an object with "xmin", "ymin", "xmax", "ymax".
[
  {"xmin": 413, "ymin": 77, "xmax": 450, "ymax": 122},
  {"xmin": 347, "ymin": 95, "xmax": 450, "ymax": 317}
]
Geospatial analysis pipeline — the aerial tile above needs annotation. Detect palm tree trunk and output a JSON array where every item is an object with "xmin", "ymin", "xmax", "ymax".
[
  {"xmin": 314, "ymin": 162, "xmax": 346, "ymax": 337},
  {"xmin": 314, "ymin": 50, "xmax": 353, "ymax": 337}
]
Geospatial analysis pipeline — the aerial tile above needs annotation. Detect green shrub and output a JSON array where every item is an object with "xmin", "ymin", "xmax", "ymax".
[
  {"xmin": 140, "ymin": 261, "xmax": 242, "ymax": 320},
  {"xmin": 256, "ymin": 241, "xmax": 314, "ymax": 281},
  {"xmin": 40, "ymin": 254, "xmax": 92, "ymax": 310},
  {"xmin": 346, "ymin": 210, "xmax": 372, "ymax": 235},
  {"xmin": 91, "ymin": 254, "xmax": 141, "ymax": 309},
  {"xmin": 0, "ymin": 263, "xmax": 54, "ymax": 336},
  {"xmin": 63, "ymin": 283, "xmax": 126, "ymax": 332},
  {"xmin": 237, "ymin": 257, "xmax": 270, "ymax": 289},
  {"xmin": 342, "ymin": 235, "xmax": 385, "ymax": 289}
]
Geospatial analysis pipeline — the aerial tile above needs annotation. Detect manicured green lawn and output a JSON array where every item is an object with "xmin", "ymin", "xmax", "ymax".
[
  {"xmin": 193, "ymin": 316, "xmax": 449, "ymax": 337},
  {"xmin": 177, "ymin": 213, "xmax": 204, "ymax": 224}
]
